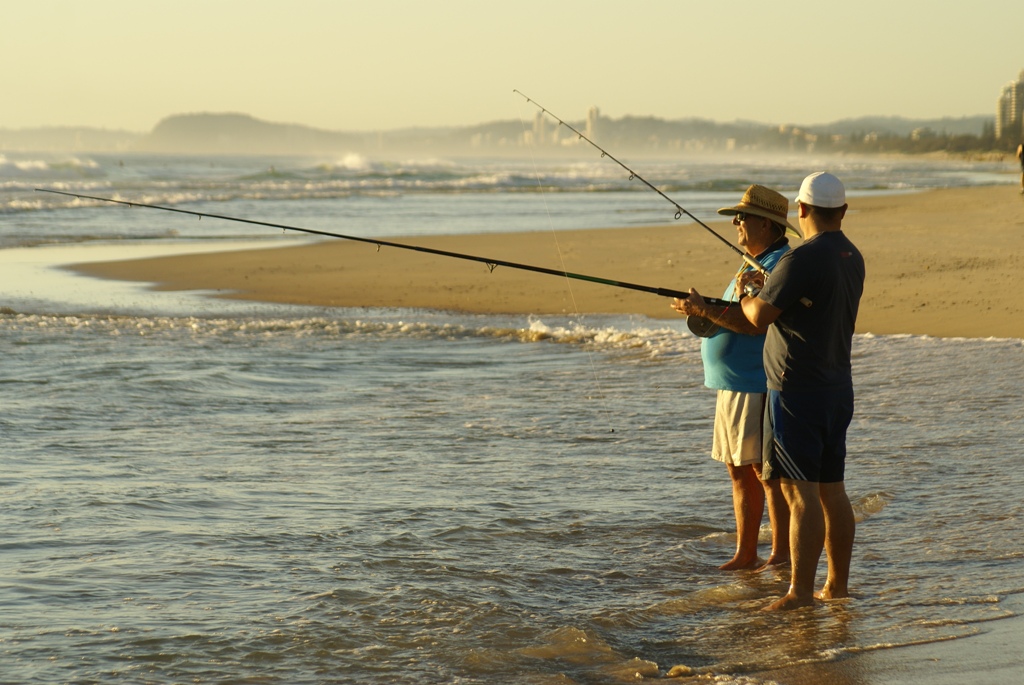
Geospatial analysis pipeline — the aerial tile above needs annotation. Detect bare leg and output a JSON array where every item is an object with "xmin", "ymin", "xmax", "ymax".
[
  {"xmin": 765, "ymin": 479, "xmax": 823, "ymax": 610},
  {"xmin": 817, "ymin": 481, "xmax": 855, "ymax": 599},
  {"xmin": 756, "ymin": 467, "xmax": 790, "ymax": 569},
  {"xmin": 720, "ymin": 462, "xmax": 765, "ymax": 570},
  {"xmin": 1018, "ymin": 147, "xmax": 1023, "ymax": 193}
]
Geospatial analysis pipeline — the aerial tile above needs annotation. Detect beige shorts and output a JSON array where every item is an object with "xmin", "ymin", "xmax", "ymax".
[{"xmin": 711, "ymin": 390, "xmax": 769, "ymax": 467}]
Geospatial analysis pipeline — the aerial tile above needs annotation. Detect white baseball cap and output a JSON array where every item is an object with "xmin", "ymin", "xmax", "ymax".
[{"xmin": 796, "ymin": 172, "xmax": 846, "ymax": 208}]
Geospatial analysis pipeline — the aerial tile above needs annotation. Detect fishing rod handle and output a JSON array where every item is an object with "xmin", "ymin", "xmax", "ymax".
[
  {"xmin": 656, "ymin": 288, "xmax": 731, "ymax": 307},
  {"xmin": 742, "ymin": 254, "xmax": 769, "ymax": 276}
]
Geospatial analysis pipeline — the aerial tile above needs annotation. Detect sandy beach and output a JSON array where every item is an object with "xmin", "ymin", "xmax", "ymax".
[{"xmin": 70, "ymin": 185, "xmax": 1024, "ymax": 340}]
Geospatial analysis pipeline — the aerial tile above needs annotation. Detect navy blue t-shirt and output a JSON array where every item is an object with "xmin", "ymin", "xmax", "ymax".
[{"xmin": 759, "ymin": 231, "xmax": 865, "ymax": 391}]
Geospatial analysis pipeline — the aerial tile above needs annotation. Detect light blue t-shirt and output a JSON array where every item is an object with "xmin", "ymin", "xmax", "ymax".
[{"xmin": 700, "ymin": 243, "xmax": 789, "ymax": 392}]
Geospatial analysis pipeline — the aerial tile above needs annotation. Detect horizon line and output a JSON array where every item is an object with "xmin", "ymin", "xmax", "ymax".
[{"xmin": 0, "ymin": 110, "xmax": 997, "ymax": 136}]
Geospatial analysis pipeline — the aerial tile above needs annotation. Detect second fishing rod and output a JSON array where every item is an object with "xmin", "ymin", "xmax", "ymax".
[
  {"xmin": 515, "ymin": 91, "xmax": 798, "ymax": 286},
  {"xmin": 515, "ymin": 90, "xmax": 812, "ymax": 308}
]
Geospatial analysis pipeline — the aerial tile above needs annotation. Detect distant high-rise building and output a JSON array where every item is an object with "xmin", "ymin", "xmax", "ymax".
[
  {"xmin": 533, "ymin": 111, "xmax": 547, "ymax": 146},
  {"xmin": 996, "ymin": 69, "xmax": 1024, "ymax": 139},
  {"xmin": 586, "ymin": 106, "xmax": 600, "ymax": 140}
]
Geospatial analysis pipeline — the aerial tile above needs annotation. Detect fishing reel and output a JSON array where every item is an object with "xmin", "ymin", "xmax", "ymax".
[
  {"xmin": 686, "ymin": 315, "xmax": 720, "ymax": 338},
  {"xmin": 687, "ymin": 284, "xmax": 760, "ymax": 338}
]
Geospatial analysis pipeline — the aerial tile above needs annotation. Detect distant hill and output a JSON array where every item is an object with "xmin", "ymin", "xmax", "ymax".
[
  {"xmin": 138, "ymin": 113, "xmax": 366, "ymax": 154},
  {"xmin": 807, "ymin": 115, "xmax": 992, "ymax": 137}
]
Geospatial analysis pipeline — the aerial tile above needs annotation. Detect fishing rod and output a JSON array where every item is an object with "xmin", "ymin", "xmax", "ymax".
[
  {"xmin": 35, "ymin": 188, "xmax": 735, "ymax": 308},
  {"xmin": 514, "ymin": 90, "xmax": 770, "ymax": 277},
  {"xmin": 514, "ymin": 90, "xmax": 813, "ymax": 309}
]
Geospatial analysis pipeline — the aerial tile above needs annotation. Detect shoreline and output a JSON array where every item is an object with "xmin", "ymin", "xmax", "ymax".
[
  {"xmin": 748, "ymin": 593, "xmax": 1024, "ymax": 685},
  {"xmin": 67, "ymin": 184, "xmax": 1024, "ymax": 339}
]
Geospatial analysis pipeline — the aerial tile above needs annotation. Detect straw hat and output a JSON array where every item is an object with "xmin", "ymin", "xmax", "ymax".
[{"xmin": 718, "ymin": 184, "xmax": 801, "ymax": 239}]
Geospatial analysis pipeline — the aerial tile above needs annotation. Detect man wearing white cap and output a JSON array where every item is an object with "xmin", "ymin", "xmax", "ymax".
[
  {"xmin": 739, "ymin": 172, "xmax": 865, "ymax": 611},
  {"xmin": 671, "ymin": 184, "xmax": 796, "ymax": 571}
]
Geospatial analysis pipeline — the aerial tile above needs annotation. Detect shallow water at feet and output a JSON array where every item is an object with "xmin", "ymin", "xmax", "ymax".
[{"xmin": 2, "ymin": 309, "xmax": 1022, "ymax": 683}]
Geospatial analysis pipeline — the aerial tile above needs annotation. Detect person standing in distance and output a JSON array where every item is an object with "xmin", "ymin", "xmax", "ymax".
[
  {"xmin": 672, "ymin": 185, "xmax": 795, "ymax": 571},
  {"xmin": 1017, "ymin": 143, "xmax": 1023, "ymax": 194},
  {"xmin": 739, "ymin": 172, "xmax": 865, "ymax": 610}
]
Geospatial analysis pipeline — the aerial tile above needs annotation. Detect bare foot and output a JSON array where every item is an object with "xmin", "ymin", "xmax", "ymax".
[
  {"xmin": 754, "ymin": 555, "xmax": 790, "ymax": 573},
  {"xmin": 815, "ymin": 584, "xmax": 850, "ymax": 600},
  {"xmin": 762, "ymin": 591, "xmax": 815, "ymax": 611},
  {"xmin": 719, "ymin": 554, "xmax": 765, "ymax": 571}
]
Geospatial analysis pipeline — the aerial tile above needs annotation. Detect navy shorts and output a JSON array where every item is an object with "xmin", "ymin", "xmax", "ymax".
[{"xmin": 763, "ymin": 387, "xmax": 854, "ymax": 483}]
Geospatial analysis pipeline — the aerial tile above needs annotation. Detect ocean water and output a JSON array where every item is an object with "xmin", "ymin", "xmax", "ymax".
[
  {"xmin": 1, "ymin": 152, "xmax": 1023, "ymax": 683},
  {"xmin": 1, "ymin": 149, "xmax": 1014, "ymax": 248}
]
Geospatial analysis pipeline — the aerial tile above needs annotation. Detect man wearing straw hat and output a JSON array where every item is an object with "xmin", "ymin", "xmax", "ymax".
[
  {"xmin": 739, "ymin": 172, "xmax": 864, "ymax": 610},
  {"xmin": 671, "ymin": 184, "xmax": 797, "ymax": 571}
]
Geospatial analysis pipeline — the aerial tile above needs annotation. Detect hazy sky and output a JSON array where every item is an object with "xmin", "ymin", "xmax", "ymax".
[{"xmin": 4, "ymin": 1, "xmax": 1022, "ymax": 132}]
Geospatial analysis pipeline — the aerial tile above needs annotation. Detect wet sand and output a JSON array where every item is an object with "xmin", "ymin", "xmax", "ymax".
[
  {"xmin": 747, "ymin": 593, "xmax": 1024, "ymax": 685},
  {"xmin": 70, "ymin": 185, "xmax": 1024, "ymax": 339}
]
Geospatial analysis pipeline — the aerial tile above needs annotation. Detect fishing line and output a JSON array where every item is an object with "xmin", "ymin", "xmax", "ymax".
[
  {"xmin": 516, "ymin": 97, "xmax": 615, "ymax": 430},
  {"xmin": 34, "ymin": 188, "xmax": 733, "ymax": 307},
  {"xmin": 516, "ymin": 105, "xmax": 584, "ymax": 318}
]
